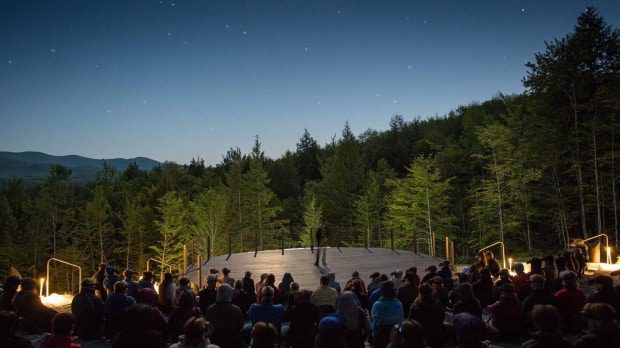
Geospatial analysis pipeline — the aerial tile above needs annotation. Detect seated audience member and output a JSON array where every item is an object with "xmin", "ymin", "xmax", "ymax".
[
  {"xmin": 285, "ymin": 290, "xmax": 320, "ymax": 348},
  {"xmin": 112, "ymin": 303, "xmax": 165, "ymax": 348},
  {"xmin": 452, "ymin": 312, "xmax": 488, "ymax": 348},
  {"xmin": 174, "ymin": 276, "xmax": 195, "ymax": 307},
  {"xmin": 0, "ymin": 275, "xmax": 20, "ymax": 311},
  {"xmin": 12, "ymin": 277, "xmax": 57, "ymax": 333},
  {"xmin": 123, "ymin": 269, "xmax": 140, "ymax": 300},
  {"xmin": 397, "ymin": 272, "xmax": 419, "ymax": 316},
  {"xmin": 249, "ymin": 286, "xmax": 285, "ymax": 332},
  {"xmin": 405, "ymin": 267, "xmax": 421, "ymax": 286},
  {"xmin": 282, "ymin": 282, "xmax": 299, "ymax": 309},
  {"xmin": 371, "ymin": 281, "xmax": 403, "ymax": 348},
  {"xmin": 421, "ymin": 266, "xmax": 438, "ymax": 284},
  {"xmin": 438, "ymin": 261, "xmax": 454, "ymax": 291},
  {"xmin": 512, "ymin": 263, "xmax": 529, "ymax": 301},
  {"xmin": 278, "ymin": 273, "xmax": 294, "ymax": 297},
  {"xmin": 137, "ymin": 288, "xmax": 169, "ymax": 340},
  {"xmin": 484, "ymin": 251, "xmax": 501, "ymax": 277},
  {"xmin": 206, "ymin": 284, "xmax": 243, "ymax": 348},
  {"xmin": 71, "ymin": 278, "xmax": 104, "ymax": 340},
  {"xmin": 542, "ymin": 255, "xmax": 559, "ymax": 292},
  {"xmin": 105, "ymin": 280, "xmax": 136, "ymax": 339},
  {"xmin": 367, "ymin": 272, "xmax": 381, "ymax": 295},
  {"xmin": 232, "ymin": 279, "xmax": 252, "ymax": 319},
  {"xmin": 452, "ymin": 282, "xmax": 482, "ymax": 317},
  {"xmin": 250, "ymin": 321, "xmax": 279, "ymax": 348},
  {"xmin": 430, "ymin": 276, "xmax": 450, "ymax": 308},
  {"xmin": 313, "ymin": 315, "xmax": 346, "ymax": 348},
  {"xmin": 345, "ymin": 271, "xmax": 366, "ymax": 292},
  {"xmin": 471, "ymin": 252, "xmax": 487, "ymax": 282},
  {"xmin": 587, "ymin": 275, "xmax": 619, "ymax": 313},
  {"xmin": 328, "ymin": 273, "xmax": 342, "ymax": 295},
  {"xmin": 0, "ymin": 310, "xmax": 34, "ymax": 348},
  {"xmin": 169, "ymin": 317, "xmax": 218, "ymax": 348},
  {"xmin": 260, "ymin": 274, "xmax": 282, "ymax": 305},
  {"xmin": 310, "ymin": 275, "xmax": 338, "ymax": 314},
  {"xmin": 158, "ymin": 272, "xmax": 177, "ymax": 314},
  {"xmin": 554, "ymin": 270, "xmax": 586, "ymax": 332},
  {"xmin": 487, "ymin": 283, "xmax": 522, "ymax": 339},
  {"xmin": 575, "ymin": 302, "xmax": 620, "ymax": 348},
  {"xmin": 472, "ymin": 268, "xmax": 494, "ymax": 308},
  {"xmin": 386, "ymin": 319, "xmax": 428, "ymax": 348},
  {"xmin": 336, "ymin": 291, "xmax": 367, "ymax": 348},
  {"xmin": 93, "ymin": 264, "xmax": 108, "ymax": 301},
  {"xmin": 520, "ymin": 305, "xmax": 571, "ymax": 348},
  {"xmin": 493, "ymin": 269, "xmax": 513, "ymax": 301},
  {"xmin": 138, "ymin": 271, "xmax": 156, "ymax": 291},
  {"xmin": 242, "ymin": 271, "xmax": 256, "ymax": 304},
  {"xmin": 523, "ymin": 274, "xmax": 557, "ymax": 313},
  {"xmin": 390, "ymin": 270, "xmax": 403, "ymax": 289},
  {"xmin": 169, "ymin": 290, "xmax": 200, "ymax": 343},
  {"xmin": 344, "ymin": 277, "xmax": 368, "ymax": 309},
  {"xmin": 527, "ymin": 258, "xmax": 544, "ymax": 277},
  {"xmin": 368, "ymin": 274, "xmax": 389, "ymax": 310},
  {"xmin": 40, "ymin": 313, "xmax": 81, "ymax": 348},
  {"xmin": 219, "ymin": 267, "xmax": 235, "ymax": 288},
  {"xmin": 198, "ymin": 275, "xmax": 218, "ymax": 315},
  {"xmin": 410, "ymin": 283, "xmax": 445, "ymax": 348}
]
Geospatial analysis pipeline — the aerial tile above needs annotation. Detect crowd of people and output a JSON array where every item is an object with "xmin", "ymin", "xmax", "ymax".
[{"xmin": 0, "ymin": 251, "xmax": 619, "ymax": 348}]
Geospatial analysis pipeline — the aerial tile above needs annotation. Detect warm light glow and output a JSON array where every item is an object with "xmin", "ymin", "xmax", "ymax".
[
  {"xmin": 587, "ymin": 262, "xmax": 620, "ymax": 273},
  {"xmin": 153, "ymin": 282, "xmax": 160, "ymax": 294},
  {"xmin": 41, "ymin": 293, "xmax": 73, "ymax": 307},
  {"xmin": 606, "ymin": 247, "xmax": 612, "ymax": 264},
  {"xmin": 508, "ymin": 258, "xmax": 513, "ymax": 270},
  {"xmin": 39, "ymin": 278, "xmax": 45, "ymax": 296}
]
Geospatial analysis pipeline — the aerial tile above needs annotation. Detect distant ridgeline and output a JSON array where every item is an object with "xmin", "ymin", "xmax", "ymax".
[{"xmin": 0, "ymin": 151, "xmax": 160, "ymax": 182}]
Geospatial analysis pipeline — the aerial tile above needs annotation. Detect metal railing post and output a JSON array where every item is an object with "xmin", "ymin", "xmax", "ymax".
[
  {"xmin": 478, "ymin": 241, "xmax": 507, "ymax": 270},
  {"xmin": 45, "ymin": 258, "xmax": 82, "ymax": 297},
  {"xmin": 578, "ymin": 234, "xmax": 611, "ymax": 264}
]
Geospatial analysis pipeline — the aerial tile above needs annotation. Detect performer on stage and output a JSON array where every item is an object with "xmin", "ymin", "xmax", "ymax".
[{"xmin": 314, "ymin": 226, "xmax": 328, "ymax": 266}]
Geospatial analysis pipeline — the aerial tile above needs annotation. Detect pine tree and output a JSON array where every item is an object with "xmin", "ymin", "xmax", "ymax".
[
  {"xmin": 150, "ymin": 191, "xmax": 187, "ymax": 273},
  {"xmin": 301, "ymin": 195, "xmax": 322, "ymax": 247},
  {"xmin": 191, "ymin": 186, "xmax": 229, "ymax": 258}
]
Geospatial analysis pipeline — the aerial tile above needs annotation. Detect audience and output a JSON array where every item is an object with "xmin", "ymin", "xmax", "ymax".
[
  {"xmin": 123, "ymin": 269, "xmax": 140, "ymax": 300},
  {"xmin": 284, "ymin": 290, "xmax": 320, "ymax": 348},
  {"xmin": 158, "ymin": 272, "xmax": 177, "ymax": 314},
  {"xmin": 249, "ymin": 286, "xmax": 285, "ymax": 333},
  {"xmin": 310, "ymin": 275, "xmax": 338, "ymax": 314},
  {"xmin": 575, "ymin": 302, "xmax": 620, "ymax": 347},
  {"xmin": 0, "ymin": 276, "xmax": 20, "ymax": 312},
  {"xmin": 138, "ymin": 271, "xmax": 156, "ymax": 292},
  {"xmin": 371, "ymin": 281, "xmax": 403, "ymax": 348},
  {"xmin": 0, "ymin": 310, "xmax": 34, "ymax": 348},
  {"xmin": 242, "ymin": 271, "xmax": 257, "ymax": 304},
  {"xmin": 168, "ymin": 290, "xmax": 200, "ymax": 343},
  {"xmin": 112, "ymin": 303, "xmax": 165, "ymax": 348},
  {"xmin": 487, "ymin": 283, "xmax": 522, "ymax": 339},
  {"xmin": 313, "ymin": 315, "xmax": 346, "ymax": 348},
  {"xmin": 554, "ymin": 270, "xmax": 586, "ymax": 332},
  {"xmin": 232, "ymin": 279, "xmax": 252, "ymax": 319},
  {"xmin": 39, "ymin": 313, "xmax": 81, "ymax": 348},
  {"xmin": 396, "ymin": 271, "xmax": 419, "ymax": 316},
  {"xmin": 205, "ymin": 283, "xmax": 243, "ymax": 348},
  {"xmin": 13, "ymin": 277, "xmax": 57, "ymax": 333},
  {"xmin": 520, "ymin": 305, "xmax": 571, "ymax": 348},
  {"xmin": 199, "ymin": 275, "xmax": 218, "ymax": 315},
  {"xmin": 137, "ymin": 288, "xmax": 169, "ymax": 341},
  {"xmin": 169, "ymin": 317, "xmax": 218, "ymax": 348},
  {"xmin": 452, "ymin": 312, "xmax": 488, "ymax": 348},
  {"xmin": 386, "ymin": 319, "xmax": 427, "ymax": 348},
  {"xmin": 71, "ymin": 278, "xmax": 105, "ymax": 340},
  {"xmin": 452, "ymin": 282, "xmax": 482, "ymax": 317},
  {"xmin": 104, "ymin": 280, "xmax": 136, "ymax": 339},
  {"xmin": 410, "ymin": 283, "xmax": 445, "ymax": 348},
  {"xmin": 335, "ymin": 291, "xmax": 367, "ymax": 348},
  {"xmin": 219, "ymin": 268, "xmax": 235, "ymax": 288}
]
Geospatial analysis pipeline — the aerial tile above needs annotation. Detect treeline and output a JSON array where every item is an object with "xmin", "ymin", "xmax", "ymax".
[{"xmin": 0, "ymin": 8, "xmax": 618, "ymax": 281}]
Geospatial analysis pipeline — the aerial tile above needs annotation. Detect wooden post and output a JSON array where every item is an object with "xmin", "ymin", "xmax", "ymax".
[
  {"xmin": 450, "ymin": 241, "xmax": 455, "ymax": 265},
  {"xmin": 182, "ymin": 244, "xmax": 187, "ymax": 276},
  {"xmin": 431, "ymin": 233, "xmax": 436, "ymax": 257},
  {"xmin": 445, "ymin": 236, "xmax": 450, "ymax": 260},
  {"xmin": 197, "ymin": 255, "xmax": 202, "ymax": 289}
]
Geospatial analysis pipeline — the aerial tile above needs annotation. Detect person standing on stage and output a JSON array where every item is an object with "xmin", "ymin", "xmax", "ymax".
[{"xmin": 314, "ymin": 226, "xmax": 328, "ymax": 266}]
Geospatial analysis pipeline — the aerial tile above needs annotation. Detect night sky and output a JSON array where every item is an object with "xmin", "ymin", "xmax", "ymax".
[{"xmin": 1, "ymin": 1, "xmax": 619, "ymax": 164}]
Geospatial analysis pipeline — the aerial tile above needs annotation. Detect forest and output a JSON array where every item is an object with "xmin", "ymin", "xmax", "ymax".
[{"xmin": 0, "ymin": 9, "xmax": 618, "ymax": 283}]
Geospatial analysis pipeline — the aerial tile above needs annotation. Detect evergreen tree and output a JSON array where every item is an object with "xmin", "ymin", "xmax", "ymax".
[
  {"xmin": 151, "ymin": 191, "xmax": 188, "ymax": 273},
  {"xmin": 301, "ymin": 194, "xmax": 322, "ymax": 247},
  {"xmin": 191, "ymin": 186, "xmax": 229, "ymax": 258}
]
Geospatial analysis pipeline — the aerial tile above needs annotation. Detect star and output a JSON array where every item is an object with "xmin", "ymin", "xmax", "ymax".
[
  {"xmin": 243, "ymin": 30, "xmax": 247, "ymax": 35},
  {"xmin": 50, "ymin": 48, "xmax": 56, "ymax": 53},
  {"xmin": 95, "ymin": 64, "xmax": 99, "ymax": 68},
  {"xmin": 210, "ymin": 127, "xmax": 215, "ymax": 131},
  {"xmin": 337, "ymin": 10, "xmax": 341, "ymax": 14},
  {"xmin": 304, "ymin": 47, "xmax": 308, "ymax": 52},
  {"xmin": 225, "ymin": 24, "xmax": 230, "ymax": 29},
  {"xmin": 171, "ymin": 2, "xmax": 175, "ymax": 6},
  {"xmin": 143, "ymin": 100, "xmax": 147, "ymax": 104},
  {"xmin": 106, "ymin": 109, "xmax": 111, "ymax": 113},
  {"xmin": 423, "ymin": 20, "xmax": 428, "ymax": 24},
  {"xmin": 317, "ymin": 101, "xmax": 321, "ymax": 105},
  {"xmin": 521, "ymin": 8, "xmax": 526, "ymax": 12},
  {"xmin": 408, "ymin": 65, "xmax": 412, "ymax": 70},
  {"xmin": 393, "ymin": 100, "xmax": 398, "ymax": 104},
  {"xmin": 376, "ymin": 93, "xmax": 380, "ymax": 97},
  {"xmin": 8, "ymin": 60, "xmax": 12, "ymax": 64},
  {"xmin": 167, "ymin": 32, "xmax": 171, "ymax": 36}
]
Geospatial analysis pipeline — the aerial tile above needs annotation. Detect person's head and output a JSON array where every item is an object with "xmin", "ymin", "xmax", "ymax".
[
  {"xmin": 499, "ymin": 269, "xmax": 510, "ymax": 280},
  {"xmin": 484, "ymin": 251, "xmax": 494, "ymax": 261},
  {"xmin": 98, "ymin": 263, "xmax": 106, "ymax": 271},
  {"xmin": 430, "ymin": 276, "xmax": 443, "ymax": 289},
  {"xmin": 369, "ymin": 272, "xmax": 380, "ymax": 282},
  {"xmin": 531, "ymin": 305, "xmax": 559, "ymax": 333},
  {"xmin": 391, "ymin": 320, "xmax": 427, "ymax": 347},
  {"xmin": 407, "ymin": 267, "xmax": 418, "ymax": 275},
  {"xmin": 245, "ymin": 270, "xmax": 252, "ymax": 278},
  {"xmin": 2, "ymin": 276, "xmax": 20, "ymax": 292},
  {"xmin": 222, "ymin": 267, "xmax": 231, "ymax": 276},
  {"xmin": 179, "ymin": 276, "xmax": 191, "ymax": 287},
  {"xmin": 114, "ymin": 280, "xmax": 128, "ymax": 294},
  {"xmin": 81, "ymin": 278, "xmax": 97, "ymax": 294},
  {"xmin": 513, "ymin": 262, "xmax": 524, "ymax": 274},
  {"xmin": 453, "ymin": 312, "xmax": 486, "ymax": 347},
  {"xmin": 499, "ymin": 283, "xmax": 516, "ymax": 300},
  {"xmin": 105, "ymin": 266, "xmax": 117, "ymax": 276},
  {"xmin": 251, "ymin": 321, "xmax": 278, "ymax": 348},
  {"xmin": 123, "ymin": 269, "xmax": 135, "ymax": 280},
  {"xmin": 295, "ymin": 290, "xmax": 313, "ymax": 305},
  {"xmin": 290, "ymin": 282, "xmax": 299, "ymax": 292},
  {"xmin": 404, "ymin": 272, "xmax": 416, "ymax": 284},
  {"xmin": 137, "ymin": 288, "xmax": 157, "ymax": 306},
  {"xmin": 559, "ymin": 270, "xmax": 577, "ymax": 289},
  {"xmin": 124, "ymin": 303, "xmax": 152, "ymax": 333},
  {"xmin": 50, "ymin": 312, "xmax": 74, "ymax": 336},
  {"xmin": 261, "ymin": 285, "xmax": 274, "ymax": 302},
  {"xmin": 583, "ymin": 302, "xmax": 616, "ymax": 334},
  {"xmin": 478, "ymin": 268, "xmax": 491, "ymax": 281},
  {"xmin": 418, "ymin": 283, "xmax": 432, "ymax": 299},
  {"xmin": 528, "ymin": 274, "xmax": 545, "ymax": 290},
  {"xmin": 320, "ymin": 275, "xmax": 330, "ymax": 286},
  {"xmin": 316, "ymin": 315, "xmax": 345, "ymax": 347},
  {"xmin": 592, "ymin": 275, "xmax": 613, "ymax": 292},
  {"xmin": 267, "ymin": 273, "xmax": 276, "ymax": 286},
  {"xmin": 163, "ymin": 272, "xmax": 173, "ymax": 284},
  {"xmin": 391, "ymin": 270, "xmax": 402, "ymax": 279},
  {"xmin": 379, "ymin": 274, "xmax": 389, "ymax": 282},
  {"xmin": 207, "ymin": 274, "xmax": 217, "ymax": 289},
  {"xmin": 425, "ymin": 265, "xmax": 437, "ymax": 274},
  {"xmin": 282, "ymin": 272, "xmax": 293, "ymax": 282},
  {"xmin": 20, "ymin": 277, "xmax": 36, "ymax": 292},
  {"xmin": 209, "ymin": 268, "xmax": 219, "ymax": 275},
  {"xmin": 456, "ymin": 282, "xmax": 474, "ymax": 301},
  {"xmin": 217, "ymin": 283, "xmax": 233, "ymax": 303},
  {"xmin": 351, "ymin": 271, "xmax": 360, "ymax": 279},
  {"xmin": 178, "ymin": 290, "xmax": 195, "ymax": 308},
  {"xmin": 234, "ymin": 279, "xmax": 244, "ymax": 290},
  {"xmin": 543, "ymin": 255, "xmax": 555, "ymax": 267},
  {"xmin": 529, "ymin": 258, "xmax": 542, "ymax": 271},
  {"xmin": 328, "ymin": 273, "xmax": 336, "ymax": 282},
  {"xmin": 142, "ymin": 271, "xmax": 153, "ymax": 281},
  {"xmin": 381, "ymin": 280, "xmax": 396, "ymax": 298},
  {"xmin": 182, "ymin": 317, "xmax": 208, "ymax": 346},
  {"xmin": 0, "ymin": 311, "xmax": 18, "ymax": 334}
]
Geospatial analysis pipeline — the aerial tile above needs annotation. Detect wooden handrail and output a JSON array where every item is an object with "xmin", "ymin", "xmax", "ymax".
[{"xmin": 46, "ymin": 258, "xmax": 82, "ymax": 297}]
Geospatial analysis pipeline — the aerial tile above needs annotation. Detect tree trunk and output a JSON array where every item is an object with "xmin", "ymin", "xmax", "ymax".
[
  {"xmin": 426, "ymin": 188, "xmax": 433, "ymax": 256},
  {"xmin": 125, "ymin": 226, "xmax": 131, "ymax": 270},
  {"xmin": 592, "ymin": 115, "xmax": 602, "ymax": 234},
  {"xmin": 611, "ymin": 117, "xmax": 618, "ymax": 248},
  {"xmin": 52, "ymin": 214, "xmax": 57, "ymax": 258},
  {"xmin": 98, "ymin": 220, "xmax": 105, "ymax": 263},
  {"xmin": 568, "ymin": 90, "xmax": 588, "ymax": 237},
  {"xmin": 492, "ymin": 147, "xmax": 505, "ymax": 243}
]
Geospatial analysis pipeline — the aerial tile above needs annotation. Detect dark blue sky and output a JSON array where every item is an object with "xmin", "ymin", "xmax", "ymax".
[{"xmin": 1, "ymin": 1, "xmax": 619, "ymax": 164}]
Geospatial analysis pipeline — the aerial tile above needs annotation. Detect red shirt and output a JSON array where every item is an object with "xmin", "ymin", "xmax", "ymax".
[
  {"xmin": 554, "ymin": 287, "xmax": 586, "ymax": 318},
  {"xmin": 40, "ymin": 335, "xmax": 81, "ymax": 348}
]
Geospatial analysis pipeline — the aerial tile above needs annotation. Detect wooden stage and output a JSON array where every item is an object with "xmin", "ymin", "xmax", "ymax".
[{"xmin": 187, "ymin": 247, "xmax": 444, "ymax": 290}]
